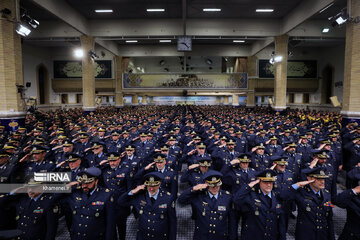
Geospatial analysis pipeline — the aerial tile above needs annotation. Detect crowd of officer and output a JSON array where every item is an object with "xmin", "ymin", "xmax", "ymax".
[{"xmin": 0, "ymin": 105, "xmax": 359, "ymax": 240}]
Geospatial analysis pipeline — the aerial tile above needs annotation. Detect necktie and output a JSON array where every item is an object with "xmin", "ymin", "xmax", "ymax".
[
  {"xmin": 151, "ymin": 197, "xmax": 155, "ymax": 204},
  {"xmin": 265, "ymin": 195, "xmax": 272, "ymax": 207},
  {"xmin": 211, "ymin": 196, "xmax": 217, "ymax": 208}
]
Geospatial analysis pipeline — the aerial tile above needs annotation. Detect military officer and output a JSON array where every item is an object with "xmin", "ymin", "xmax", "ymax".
[
  {"xmin": 0, "ymin": 150, "xmax": 16, "ymax": 183},
  {"xmin": 85, "ymin": 141, "xmax": 107, "ymax": 167},
  {"xmin": 65, "ymin": 167, "xmax": 116, "ymax": 240},
  {"xmin": 105, "ymin": 130, "xmax": 123, "ymax": 153},
  {"xmin": 250, "ymin": 143, "xmax": 271, "ymax": 171},
  {"xmin": 333, "ymin": 180, "xmax": 360, "ymax": 240},
  {"xmin": 178, "ymin": 170, "xmax": 236, "ymax": 240},
  {"xmin": 265, "ymin": 136, "xmax": 284, "ymax": 156},
  {"xmin": 180, "ymin": 157, "xmax": 212, "ymax": 186},
  {"xmin": 134, "ymin": 153, "xmax": 178, "ymax": 198},
  {"xmin": 281, "ymin": 167, "xmax": 335, "ymax": 240},
  {"xmin": 117, "ymin": 172, "xmax": 177, "ymax": 240},
  {"xmin": 220, "ymin": 153, "xmax": 256, "ymax": 194},
  {"xmin": 0, "ymin": 179, "xmax": 60, "ymax": 240},
  {"xmin": 99, "ymin": 152, "xmax": 131, "ymax": 240},
  {"xmin": 234, "ymin": 169, "xmax": 286, "ymax": 240}
]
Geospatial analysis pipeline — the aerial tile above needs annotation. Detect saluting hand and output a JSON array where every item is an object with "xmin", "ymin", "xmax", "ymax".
[
  {"xmin": 193, "ymin": 183, "xmax": 208, "ymax": 191},
  {"xmin": 145, "ymin": 162, "xmax": 156, "ymax": 170},
  {"xmin": 270, "ymin": 163, "xmax": 277, "ymax": 170},
  {"xmin": 295, "ymin": 179, "xmax": 315, "ymax": 188},
  {"xmin": 99, "ymin": 160, "xmax": 109, "ymax": 166},
  {"xmin": 309, "ymin": 158, "xmax": 318, "ymax": 168},
  {"xmin": 131, "ymin": 184, "xmax": 145, "ymax": 194},
  {"xmin": 230, "ymin": 159, "xmax": 240, "ymax": 165},
  {"xmin": 188, "ymin": 164, "xmax": 199, "ymax": 170},
  {"xmin": 248, "ymin": 179, "xmax": 260, "ymax": 188},
  {"xmin": 353, "ymin": 185, "xmax": 360, "ymax": 195}
]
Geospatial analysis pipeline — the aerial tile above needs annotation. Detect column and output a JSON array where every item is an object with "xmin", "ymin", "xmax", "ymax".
[
  {"xmin": 216, "ymin": 96, "xmax": 221, "ymax": 105},
  {"xmin": 132, "ymin": 94, "xmax": 139, "ymax": 105},
  {"xmin": 80, "ymin": 35, "xmax": 96, "ymax": 112},
  {"xmin": 114, "ymin": 57, "xmax": 130, "ymax": 108},
  {"xmin": 232, "ymin": 94, "xmax": 239, "ymax": 106},
  {"xmin": 114, "ymin": 56, "xmax": 123, "ymax": 107},
  {"xmin": 247, "ymin": 56, "xmax": 257, "ymax": 108},
  {"xmin": 0, "ymin": 0, "xmax": 26, "ymax": 131},
  {"xmin": 341, "ymin": 0, "xmax": 360, "ymax": 122},
  {"xmin": 223, "ymin": 96, "xmax": 229, "ymax": 105},
  {"xmin": 273, "ymin": 34, "xmax": 289, "ymax": 111},
  {"xmin": 141, "ymin": 95, "xmax": 147, "ymax": 105}
]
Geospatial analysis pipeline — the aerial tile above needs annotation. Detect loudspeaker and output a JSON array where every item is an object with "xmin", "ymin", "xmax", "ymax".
[
  {"xmin": 330, "ymin": 96, "xmax": 341, "ymax": 107},
  {"xmin": 26, "ymin": 82, "xmax": 31, "ymax": 88}
]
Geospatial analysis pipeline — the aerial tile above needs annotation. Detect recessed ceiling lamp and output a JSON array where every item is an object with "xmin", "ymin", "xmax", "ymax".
[
  {"xmin": 147, "ymin": 9, "xmax": 165, "ymax": 12},
  {"xmin": 159, "ymin": 40, "xmax": 171, "ymax": 43},
  {"xmin": 203, "ymin": 8, "xmax": 221, "ymax": 12},
  {"xmin": 95, "ymin": 9, "xmax": 113, "ymax": 13},
  {"xmin": 256, "ymin": 9, "xmax": 274, "ymax": 13},
  {"xmin": 126, "ymin": 40, "xmax": 138, "ymax": 43},
  {"xmin": 233, "ymin": 40, "xmax": 245, "ymax": 43}
]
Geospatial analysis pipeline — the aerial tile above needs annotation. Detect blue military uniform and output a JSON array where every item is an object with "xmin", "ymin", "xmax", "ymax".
[
  {"xmin": 178, "ymin": 170, "xmax": 236, "ymax": 240},
  {"xmin": 333, "ymin": 189, "xmax": 360, "ymax": 240},
  {"xmin": 65, "ymin": 168, "xmax": 116, "ymax": 240},
  {"xmin": 234, "ymin": 169, "xmax": 286, "ymax": 240},
  {"xmin": 117, "ymin": 172, "xmax": 177, "ymax": 240},
  {"xmin": 180, "ymin": 158, "xmax": 212, "ymax": 186},
  {"xmin": 281, "ymin": 167, "xmax": 335, "ymax": 240},
  {"xmin": 220, "ymin": 153, "xmax": 256, "ymax": 194}
]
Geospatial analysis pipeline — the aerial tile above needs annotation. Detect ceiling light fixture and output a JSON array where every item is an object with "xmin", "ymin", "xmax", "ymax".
[
  {"xmin": 74, "ymin": 49, "xmax": 84, "ymax": 58},
  {"xmin": 203, "ymin": 8, "xmax": 221, "ymax": 12},
  {"xmin": 126, "ymin": 40, "xmax": 138, "ymax": 43},
  {"xmin": 147, "ymin": 9, "xmax": 165, "ymax": 12},
  {"xmin": 159, "ymin": 40, "xmax": 171, "ymax": 43},
  {"xmin": 233, "ymin": 40, "xmax": 245, "ymax": 43},
  {"xmin": 95, "ymin": 9, "xmax": 113, "ymax": 13},
  {"xmin": 322, "ymin": 28, "xmax": 330, "ymax": 33},
  {"xmin": 15, "ymin": 24, "xmax": 31, "ymax": 37},
  {"xmin": 256, "ymin": 9, "xmax": 274, "ymax": 13}
]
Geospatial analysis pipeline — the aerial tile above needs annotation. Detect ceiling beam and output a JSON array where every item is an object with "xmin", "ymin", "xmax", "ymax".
[
  {"xmin": 281, "ymin": 0, "xmax": 335, "ymax": 34},
  {"xmin": 31, "ymin": 0, "xmax": 120, "ymax": 55},
  {"xmin": 250, "ymin": 37, "xmax": 274, "ymax": 56},
  {"xmin": 31, "ymin": 0, "xmax": 90, "ymax": 34}
]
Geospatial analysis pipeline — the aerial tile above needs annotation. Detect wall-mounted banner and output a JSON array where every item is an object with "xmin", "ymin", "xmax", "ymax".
[
  {"xmin": 54, "ymin": 60, "xmax": 112, "ymax": 78},
  {"xmin": 123, "ymin": 73, "xmax": 247, "ymax": 89},
  {"xmin": 259, "ymin": 60, "xmax": 317, "ymax": 79}
]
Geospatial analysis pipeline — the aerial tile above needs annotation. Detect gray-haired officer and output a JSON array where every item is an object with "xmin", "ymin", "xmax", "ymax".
[
  {"xmin": 178, "ymin": 170, "xmax": 236, "ymax": 240},
  {"xmin": 65, "ymin": 167, "xmax": 116, "ymax": 240},
  {"xmin": 234, "ymin": 169, "xmax": 286, "ymax": 240},
  {"xmin": 281, "ymin": 167, "xmax": 335, "ymax": 240},
  {"xmin": 118, "ymin": 172, "xmax": 177, "ymax": 240}
]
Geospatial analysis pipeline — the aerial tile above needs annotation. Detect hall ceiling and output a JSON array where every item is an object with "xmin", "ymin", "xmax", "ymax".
[{"xmin": 20, "ymin": 0, "xmax": 347, "ymax": 56}]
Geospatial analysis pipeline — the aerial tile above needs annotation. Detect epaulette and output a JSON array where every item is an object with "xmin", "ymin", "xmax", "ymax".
[
  {"xmin": 167, "ymin": 192, "xmax": 171, "ymax": 196},
  {"xmin": 225, "ymin": 191, "xmax": 230, "ymax": 195},
  {"xmin": 105, "ymin": 188, "xmax": 110, "ymax": 192}
]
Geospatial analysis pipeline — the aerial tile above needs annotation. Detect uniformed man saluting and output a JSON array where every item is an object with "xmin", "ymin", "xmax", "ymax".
[
  {"xmin": 178, "ymin": 170, "xmax": 236, "ymax": 240},
  {"xmin": 64, "ymin": 167, "xmax": 116, "ymax": 240},
  {"xmin": 281, "ymin": 167, "xmax": 335, "ymax": 240},
  {"xmin": 234, "ymin": 169, "xmax": 286, "ymax": 240},
  {"xmin": 118, "ymin": 171, "xmax": 177, "ymax": 240}
]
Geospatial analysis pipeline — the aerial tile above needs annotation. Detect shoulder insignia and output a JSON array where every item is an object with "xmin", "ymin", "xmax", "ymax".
[
  {"xmin": 325, "ymin": 189, "xmax": 329, "ymax": 193},
  {"xmin": 105, "ymin": 189, "xmax": 110, "ymax": 192},
  {"xmin": 225, "ymin": 191, "xmax": 230, "ymax": 195},
  {"xmin": 167, "ymin": 192, "xmax": 171, "ymax": 196}
]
